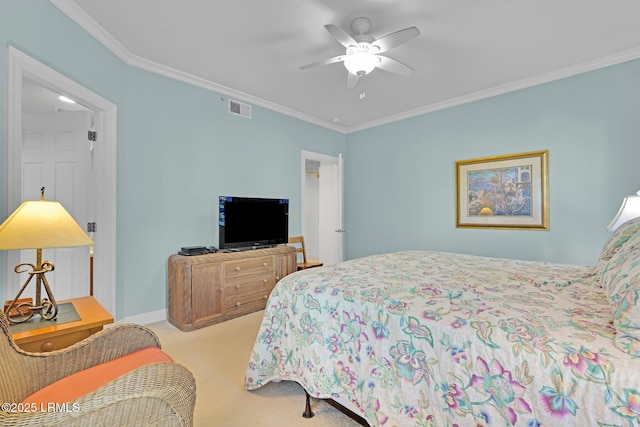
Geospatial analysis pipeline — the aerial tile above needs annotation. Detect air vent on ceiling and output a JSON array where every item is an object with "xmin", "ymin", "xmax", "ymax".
[{"xmin": 229, "ymin": 99, "xmax": 252, "ymax": 119}]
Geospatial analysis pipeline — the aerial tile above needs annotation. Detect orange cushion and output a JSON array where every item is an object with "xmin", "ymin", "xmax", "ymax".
[{"xmin": 22, "ymin": 347, "xmax": 173, "ymax": 405}]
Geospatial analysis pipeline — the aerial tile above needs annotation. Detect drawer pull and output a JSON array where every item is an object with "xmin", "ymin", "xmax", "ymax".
[
  {"xmin": 235, "ymin": 284, "xmax": 240, "ymax": 289},
  {"xmin": 263, "ymin": 295, "xmax": 268, "ymax": 300},
  {"xmin": 235, "ymin": 266, "xmax": 241, "ymax": 271},
  {"xmin": 276, "ymin": 276, "xmax": 280, "ymax": 280},
  {"xmin": 262, "ymin": 279, "xmax": 268, "ymax": 283},
  {"xmin": 262, "ymin": 262, "xmax": 268, "ymax": 267},
  {"xmin": 41, "ymin": 341, "xmax": 54, "ymax": 352},
  {"xmin": 236, "ymin": 302, "xmax": 241, "ymax": 307}
]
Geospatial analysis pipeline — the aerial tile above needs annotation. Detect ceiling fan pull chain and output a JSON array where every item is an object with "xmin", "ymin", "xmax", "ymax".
[{"xmin": 359, "ymin": 77, "xmax": 366, "ymax": 100}]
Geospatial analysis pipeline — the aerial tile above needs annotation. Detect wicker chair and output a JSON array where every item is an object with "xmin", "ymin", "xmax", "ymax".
[{"xmin": 0, "ymin": 310, "xmax": 196, "ymax": 426}]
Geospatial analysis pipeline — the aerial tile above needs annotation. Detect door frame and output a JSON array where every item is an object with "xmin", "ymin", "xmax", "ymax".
[
  {"xmin": 5, "ymin": 46, "xmax": 117, "ymax": 316},
  {"xmin": 300, "ymin": 150, "xmax": 344, "ymax": 264}
]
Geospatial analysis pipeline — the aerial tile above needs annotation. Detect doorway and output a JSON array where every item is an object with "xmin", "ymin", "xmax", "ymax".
[
  {"xmin": 300, "ymin": 150, "xmax": 344, "ymax": 266},
  {"xmin": 21, "ymin": 105, "xmax": 93, "ymax": 300},
  {"xmin": 5, "ymin": 46, "xmax": 117, "ymax": 316}
]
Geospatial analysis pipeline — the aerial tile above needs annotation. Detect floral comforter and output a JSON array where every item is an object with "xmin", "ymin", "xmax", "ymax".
[{"xmin": 244, "ymin": 251, "xmax": 640, "ymax": 426}]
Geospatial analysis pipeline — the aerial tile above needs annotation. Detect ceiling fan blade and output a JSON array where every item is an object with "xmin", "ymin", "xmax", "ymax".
[
  {"xmin": 347, "ymin": 72, "xmax": 361, "ymax": 89},
  {"xmin": 300, "ymin": 55, "xmax": 346, "ymax": 70},
  {"xmin": 376, "ymin": 56, "xmax": 414, "ymax": 76},
  {"xmin": 371, "ymin": 27, "xmax": 420, "ymax": 53},
  {"xmin": 325, "ymin": 24, "xmax": 358, "ymax": 48}
]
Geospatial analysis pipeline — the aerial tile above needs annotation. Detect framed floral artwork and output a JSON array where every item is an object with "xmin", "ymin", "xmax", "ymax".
[{"xmin": 456, "ymin": 150, "xmax": 549, "ymax": 230}]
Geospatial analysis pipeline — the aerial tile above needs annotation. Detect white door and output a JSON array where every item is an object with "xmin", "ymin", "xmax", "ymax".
[
  {"xmin": 14, "ymin": 111, "xmax": 92, "ymax": 301},
  {"xmin": 337, "ymin": 153, "xmax": 344, "ymax": 261},
  {"xmin": 301, "ymin": 151, "xmax": 344, "ymax": 265},
  {"xmin": 7, "ymin": 46, "xmax": 117, "ymax": 317}
]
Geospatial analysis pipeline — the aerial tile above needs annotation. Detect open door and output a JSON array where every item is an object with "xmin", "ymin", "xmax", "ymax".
[
  {"xmin": 301, "ymin": 151, "xmax": 344, "ymax": 266},
  {"xmin": 338, "ymin": 153, "xmax": 344, "ymax": 261},
  {"xmin": 18, "ymin": 110, "xmax": 93, "ymax": 300},
  {"xmin": 6, "ymin": 46, "xmax": 117, "ymax": 316}
]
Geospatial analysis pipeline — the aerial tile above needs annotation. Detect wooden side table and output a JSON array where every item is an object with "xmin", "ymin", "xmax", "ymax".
[{"xmin": 10, "ymin": 296, "xmax": 114, "ymax": 352}]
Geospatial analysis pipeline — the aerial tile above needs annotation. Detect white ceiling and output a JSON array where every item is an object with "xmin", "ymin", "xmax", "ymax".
[
  {"xmin": 23, "ymin": 77, "xmax": 90, "ymax": 113},
  {"xmin": 52, "ymin": 0, "xmax": 640, "ymax": 133}
]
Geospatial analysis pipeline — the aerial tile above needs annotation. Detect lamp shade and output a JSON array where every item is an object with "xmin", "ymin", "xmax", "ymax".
[
  {"xmin": 607, "ymin": 194, "xmax": 640, "ymax": 232},
  {"xmin": 0, "ymin": 200, "xmax": 92, "ymax": 250}
]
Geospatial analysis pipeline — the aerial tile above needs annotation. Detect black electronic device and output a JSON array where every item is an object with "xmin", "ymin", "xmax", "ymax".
[
  {"xmin": 178, "ymin": 246, "xmax": 218, "ymax": 256},
  {"xmin": 181, "ymin": 246, "xmax": 206, "ymax": 253},
  {"xmin": 219, "ymin": 196, "xmax": 289, "ymax": 251}
]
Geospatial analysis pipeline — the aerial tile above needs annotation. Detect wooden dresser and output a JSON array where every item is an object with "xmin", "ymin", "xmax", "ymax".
[{"xmin": 167, "ymin": 245, "xmax": 296, "ymax": 331}]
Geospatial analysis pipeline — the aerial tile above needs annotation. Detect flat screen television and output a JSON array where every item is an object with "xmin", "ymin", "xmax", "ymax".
[{"xmin": 218, "ymin": 196, "xmax": 289, "ymax": 250}]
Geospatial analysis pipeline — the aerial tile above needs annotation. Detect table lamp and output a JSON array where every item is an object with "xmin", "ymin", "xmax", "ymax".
[
  {"xmin": 607, "ymin": 189, "xmax": 640, "ymax": 232},
  {"xmin": 0, "ymin": 188, "xmax": 92, "ymax": 324}
]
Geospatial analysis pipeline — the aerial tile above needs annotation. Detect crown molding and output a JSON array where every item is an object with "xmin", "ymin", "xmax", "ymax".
[
  {"xmin": 345, "ymin": 46, "xmax": 640, "ymax": 133},
  {"xmin": 50, "ymin": 0, "xmax": 346, "ymax": 134},
  {"xmin": 50, "ymin": 1, "xmax": 640, "ymax": 135},
  {"xmin": 126, "ymin": 55, "xmax": 346, "ymax": 133},
  {"xmin": 50, "ymin": 0, "xmax": 133, "ymax": 62}
]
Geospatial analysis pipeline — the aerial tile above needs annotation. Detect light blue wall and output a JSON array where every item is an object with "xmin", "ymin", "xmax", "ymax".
[
  {"xmin": 0, "ymin": 1, "xmax": 346, "ymax": 319},
  {"xmin": 116, "ymin": 68, "xmax": 344, "ymax": 318},
  {"xmin": 345, "ymin": 60, "xmax": 640, "ymax": 265},
  {"xmin": 2, "ymin": 1, "xmax": 639, "ymax": 320}
]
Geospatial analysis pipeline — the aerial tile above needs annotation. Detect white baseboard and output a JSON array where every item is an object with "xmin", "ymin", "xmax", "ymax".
[{"xmin": 117, "ymin": 308, "xmax": 167, "ymax": 326}]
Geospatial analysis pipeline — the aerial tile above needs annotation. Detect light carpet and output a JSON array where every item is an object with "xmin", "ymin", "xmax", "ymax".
[{"xmin": 148, "ymin": 311, "xmax": 362, "ymax": 427}]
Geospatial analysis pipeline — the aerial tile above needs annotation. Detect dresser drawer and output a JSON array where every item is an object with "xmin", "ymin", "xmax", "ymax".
[
  {"xmin": 224, "ymin": 256, "xmax": 273, "ymax": 278},
  {"xmin": 225, "ymin": 272, "xmax": 275, "ymax": 293},
  {"xmin": 224, "ymin": 289, "xmax": 270, "ymax": 311},
  {"xmin": 225, "ymin": 270, "xmax": 274, "ymax": 288}
]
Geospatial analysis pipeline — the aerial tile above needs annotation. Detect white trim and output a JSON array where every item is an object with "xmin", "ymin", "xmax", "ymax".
[
  {"xmin": 300, "ymin": 151, "xmax": 341, "ymax": 234},
  {"xmin": 127, "ymin": 55, "xmax": 343, "ymax": 131},
  {"xmin": 345, "ymin": 46, "xmax": 640, "ymax": 133},
  {"xmin": 117, "ymin": 308, "xmax": 167, "ymax": 326},
  {"xmin": 49, "ymin": 0, "xmax": 640, "ymax": 135},
  {"xmin": 49, "ymin": 0, "xmax": 346, "ymax": 134},
  {"xmin": 49, "ymin": 0, "xmax": 133, "ymax": 63},
  {"xmin": 300, "ymin": 150, "xmax": 344, "ymax": 263},
  {"xmin": 5, "ymin": 46, "xmax": 118, "ymax": 317},
  {"xmin": 6, "ymin": 48, "xmax": 22, "ymax": 217}
]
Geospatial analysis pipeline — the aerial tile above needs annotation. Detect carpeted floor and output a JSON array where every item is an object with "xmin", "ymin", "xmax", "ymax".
[{"xmin": 147, "ymin": 311, "xmax": 363, "ymax": 427}]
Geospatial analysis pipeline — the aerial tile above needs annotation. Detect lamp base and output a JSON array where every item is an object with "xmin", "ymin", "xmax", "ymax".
[
  {"xmin": 3, "ymin": 298, "xmax": 33, "ymax": 317},
  {"xmin": 4, "ymin": 259, "xmax": 58, "ymax": 324}
]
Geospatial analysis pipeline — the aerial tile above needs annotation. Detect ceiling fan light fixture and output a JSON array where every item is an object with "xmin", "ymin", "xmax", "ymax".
[
  {"xmin": 301, "ymin": 19, "xmax": 420, "ymax": 87},
  {"xmin": 344, "ymin": 51, "xmax": 379, "ymax": 76}
]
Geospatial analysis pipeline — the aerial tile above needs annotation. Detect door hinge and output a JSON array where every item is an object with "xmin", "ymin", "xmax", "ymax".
[
  {"xmin": 87, "ymin": 222, "xmax": 97, "ymax": 233},
  {"xmin": 88, "ymin": 131, "xmax": 97, "ymax": 142}
]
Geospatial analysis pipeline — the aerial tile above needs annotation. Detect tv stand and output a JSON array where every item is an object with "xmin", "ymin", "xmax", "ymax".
[{"xmin": 167, "ymin": 245, "xmax": 296, "ymax": 331}]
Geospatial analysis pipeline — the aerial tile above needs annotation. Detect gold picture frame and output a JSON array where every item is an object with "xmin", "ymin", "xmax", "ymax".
[{"xmin": 456, "ymin": 150, "xmax": 549, "ymax": 230}]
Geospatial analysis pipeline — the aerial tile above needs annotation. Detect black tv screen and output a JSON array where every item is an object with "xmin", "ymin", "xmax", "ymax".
[{"xmin": 219, "ymin": 196, "xmax": 289, "ymax": 250}]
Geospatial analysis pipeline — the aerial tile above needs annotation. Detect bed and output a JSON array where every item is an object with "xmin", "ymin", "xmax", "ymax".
[{"xmin": 244, "ymin": 217, "xmax": 640, "ymax": 426}]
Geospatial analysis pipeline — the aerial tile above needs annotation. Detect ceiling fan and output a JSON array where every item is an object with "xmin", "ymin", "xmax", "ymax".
[{"xmin": 301, "ymin": 17, "xmax": 420, "ymax": 90}]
